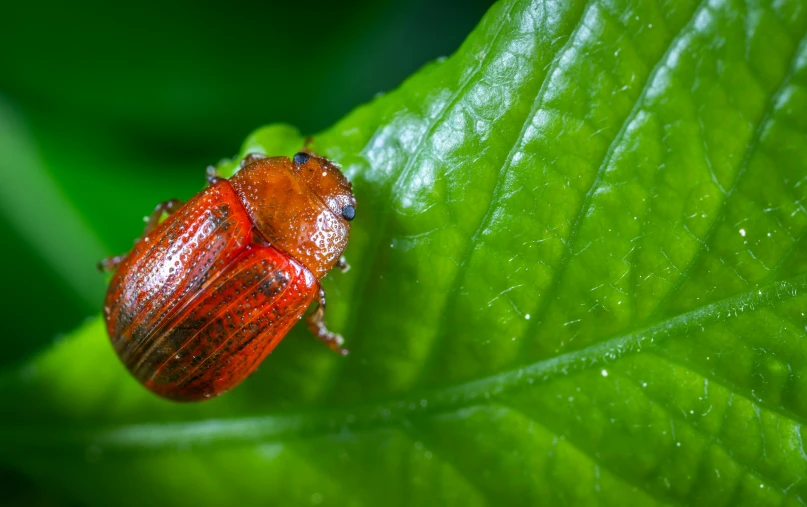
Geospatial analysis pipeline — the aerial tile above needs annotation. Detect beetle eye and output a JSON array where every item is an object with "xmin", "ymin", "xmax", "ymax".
[
  {"xmin": 293, "ymin": 152, "xmax": 310, "ymax": 165},
  {"xmin": 341, "ymin": 205, "xmax": 355, "ymax": 221}
]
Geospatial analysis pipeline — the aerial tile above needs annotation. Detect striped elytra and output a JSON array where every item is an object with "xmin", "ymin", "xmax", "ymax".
[{"xmin": 101, "ymin": 152, "xmax": 356, "ymax": 401}]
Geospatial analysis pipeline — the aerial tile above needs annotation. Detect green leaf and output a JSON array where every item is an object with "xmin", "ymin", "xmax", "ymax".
[
  {"xmin": 0, "ymin": 96, "xmax": 107, "ymax": 309},
  {"xmin": 3, "ymin": 0, "xmax": 807, "ymax": 505}
]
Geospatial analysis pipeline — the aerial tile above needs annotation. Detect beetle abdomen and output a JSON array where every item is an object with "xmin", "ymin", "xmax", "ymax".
[
  {"xmin": 104, "ymin": 181, "xmax": 252, "ymax": 359},
  {"xmin": 104, "ymin": 180, "xmax": 319, "ymax": 401},
  {"xmin": 140, "ymin": 245, "xmax": 317, "ymax": 401}
]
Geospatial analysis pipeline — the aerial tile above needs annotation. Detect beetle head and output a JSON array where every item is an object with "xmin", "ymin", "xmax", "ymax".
[
  {"xmin": 229, "ymin": 152, "xmax": 355, "ymax": 279},
  {"xmin": 291, "ymin": 151, "xmax": 356, "ymax": 223}
]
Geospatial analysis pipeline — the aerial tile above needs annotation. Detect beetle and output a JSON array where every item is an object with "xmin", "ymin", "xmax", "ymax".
[{"xmin": 99, "ymin": 151, "xmax": 356, "ymax": 401}]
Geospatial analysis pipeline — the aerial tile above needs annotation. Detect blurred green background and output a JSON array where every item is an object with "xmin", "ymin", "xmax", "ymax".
[
  {"xmin": 0, "ymin": 0, "xmax": 492, "ymax": 367},
  {"xmin": 0, "ymin": 2, "xmax": 490, "ymax": 503}
]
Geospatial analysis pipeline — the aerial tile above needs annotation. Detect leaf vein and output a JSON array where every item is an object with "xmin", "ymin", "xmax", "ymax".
[
  {"xmin": 411, "ymin": 0, "xmax": 596, "ymax": 387},
  {"xmin": 522, "ymin": 0, "xmax": 712, "ymax": 346},
  {"xmin": 652, "ymin": 26, "xmax": 807, "ymax": 316},
  {"xmin": 619, "ymin": 358, "xmax": 807, "ymax": 505},
  {"xmin": 496, "ymin": 400, "xmax": 681, "ymax": 506},
  {"xmin": 318, "ymin": 0, "xmax": 526, "ymax": 400}
]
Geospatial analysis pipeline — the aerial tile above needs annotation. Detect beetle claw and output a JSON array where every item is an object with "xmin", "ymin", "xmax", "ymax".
[
  {"xmin": 241, "ymin": 153, "xmax": 267, "ymax": 168},
  {"xmin": 98, "ymin": 255, "xmax": 126, "ymax": 272},
  {"xmin": 142, "ymin": 199, "xmax": 183, "ymax": 236},
  {"xmin": 306, "ymin": 288, "xmax": 348, "ymax": 355},
  {"xmin": 336, "ymin": 256, "xmax": 350, "ymax": 273},
  {"xmin": 206, "ymin": 166, "xmax": 223, "ymax": 186}
]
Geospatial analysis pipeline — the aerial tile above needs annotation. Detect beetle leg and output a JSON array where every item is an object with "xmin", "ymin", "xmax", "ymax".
[
  {"xmin": 335, "ymin": 256, "xmax": 351, "ymax": 273},
  {"xmin": 97, "ymin": 254, "xmax": 126, "ymax": 272},
  {"xmin": 306, "ymin": 287, "xmax": 349, "ymax": 356},
  {"xmin": 206, "ymin": 165, "xmax": 223, "ymax": 186},
  {"xmin": 142, "ymin": 198, "xmax": 184, "ymax": 236},
  {"xmin": 241, "ymin": 153, "xmax": 267, "ymax": 168},
  {"xmin": 98, "ymin": 198, "xmax": 182, "ymax": 271}
]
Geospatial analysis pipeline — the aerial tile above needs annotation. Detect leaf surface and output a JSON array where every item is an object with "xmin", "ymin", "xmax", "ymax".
[{"xmin": 3, "ymin": 0, "xmax": 807, "ymax": 505}]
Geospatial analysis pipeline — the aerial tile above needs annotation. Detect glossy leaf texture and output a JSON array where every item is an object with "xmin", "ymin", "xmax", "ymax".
[{"xmin": 3, "ymin": 0, "xmax": 807, "ymax": 505}]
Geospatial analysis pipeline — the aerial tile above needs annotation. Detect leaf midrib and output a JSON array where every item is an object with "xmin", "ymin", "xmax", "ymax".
[{"xmin": 3, "ymin": 273, "xmax": 805, "ymax": 455}]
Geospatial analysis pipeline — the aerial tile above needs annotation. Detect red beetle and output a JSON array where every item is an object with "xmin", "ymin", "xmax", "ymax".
[{"xmin": 99, "ymin": 151, "xmax": 355, "ymax": 401}]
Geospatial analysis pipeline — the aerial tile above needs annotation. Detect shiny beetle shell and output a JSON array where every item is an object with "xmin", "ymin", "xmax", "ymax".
[{"xmin": 102, "ymin": 153, "xmax": 355, "ymax": 401}]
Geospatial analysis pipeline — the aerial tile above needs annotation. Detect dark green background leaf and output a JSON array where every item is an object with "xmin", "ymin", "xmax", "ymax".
[{"xmin": 3, "ymin": 0, "xmax": 807, "ymax": 505}]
